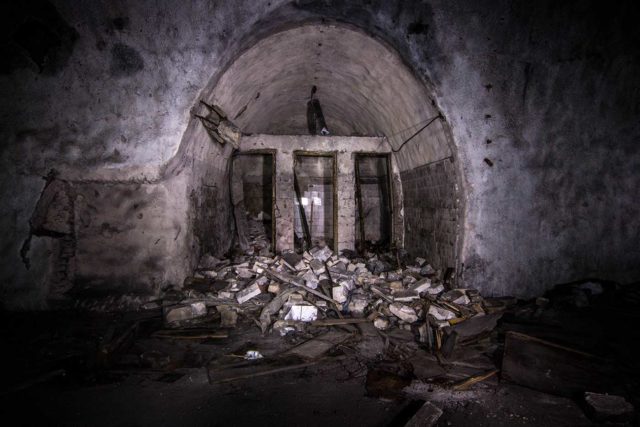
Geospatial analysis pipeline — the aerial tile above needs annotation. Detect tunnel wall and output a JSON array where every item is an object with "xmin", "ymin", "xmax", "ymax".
[
  {"xmin": 401, "ymin": 158, "xmax": 460, "ymax": 272},
  {"xmin": 1, "ymin": 0, "xmax": 639, "ymax": 308}
]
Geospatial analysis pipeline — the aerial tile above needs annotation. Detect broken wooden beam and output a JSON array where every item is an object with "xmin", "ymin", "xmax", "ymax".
[
  {"xmin": 452, "ymin": 369, "xmax": 498, "ymax": 391},
  {"xmin": 501, "ymin": 331, "xmax": 614, "ymax": 396}
]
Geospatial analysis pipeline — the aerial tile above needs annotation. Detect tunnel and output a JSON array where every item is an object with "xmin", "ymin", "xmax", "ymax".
[
  {"xmin": 186, "ymin": 22, "xmax": 461, "ymax": 268},
  {"xmin": 1, "ymin": 1, "xmax": 639, "ymax": 425}
]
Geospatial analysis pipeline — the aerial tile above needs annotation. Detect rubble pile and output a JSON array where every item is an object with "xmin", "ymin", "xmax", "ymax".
[{"xmin": 157, "ymin": 243, "xmax": 498, "ymax": 355}]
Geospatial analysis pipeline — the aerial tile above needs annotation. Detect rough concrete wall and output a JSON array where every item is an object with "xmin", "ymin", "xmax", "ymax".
[
  {"xmin": 1, "ymin": 0, "xmax": 638, "ymax": 303},
  {"xmin": 186, "ymin": 122, "xmax": 235, "ymax": 260},
  {"xmin": 71, "ymin": 174, "xmax": 191, "ymax": 298},
  {"xmin": 423, "ymin": 1, "xmax": 640, "ymax": 295},
  {"xmin": 401, "ymin": 158, "xmax": 460, "ymax": 271}
]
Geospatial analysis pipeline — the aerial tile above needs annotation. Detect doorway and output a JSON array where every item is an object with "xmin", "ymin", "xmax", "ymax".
[
  {"xmin": 354, "ymin": 154, "xmax": 392, "ymax": 252},
  {"xmin": 231, "ymin": 152, "xmax": 275, "ymax": 254},
  {"xmin": 293, "ymin": 152, "xmax": 336, "ymax": 253}
]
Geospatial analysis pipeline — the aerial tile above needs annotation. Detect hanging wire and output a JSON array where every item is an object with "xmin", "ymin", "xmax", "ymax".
[{"xmin": 389, "ymin": 113, "xmax": 443, "ymax": 153}]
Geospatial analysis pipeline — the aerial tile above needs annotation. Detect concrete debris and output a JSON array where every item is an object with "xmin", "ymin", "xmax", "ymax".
[
  {"xmin": 348, "ymin": 293, "xmax": 370, "ymax": 316},
  {"xmin": 373, "ymin": 316, "xmax": 390, "ymax": 330},
  {"xmin": 428, "ymin": 305, "xmax": 456, "ymax": 321},
  {"xmin": 301, "ymin": 269, "xmax": 319, "ymax": 289},
  {"xmin": 243, "ymin": 350, "xmax": 264, "ymax": 360},
  {"xmin": 218, "ymin": 305, "xmax": 238, "ymax": 328},
  {"xmin": 285, "ymin": 305, "xmax": 318, "ymax": 322},
  {"xmin": 310, "ymin": 246, "xmax": 333, "ymax": 262},
  {"xmin": 236, "ymin": 282, "xmax": 262, "ymax": 304},
  {"xmin": 584, "ymin": 392, "xmax": 635, "ymax": 422},
  {"xmin": 164, "ymin": 302, "xmax": 207, "ymax": 326},
  {"xmin": 156, "ymin": 242, "xmax": 500, "ymax": 356},
  {"xmin": 389, "ymin": 303, "xmax": 419, "ymax": 323}
]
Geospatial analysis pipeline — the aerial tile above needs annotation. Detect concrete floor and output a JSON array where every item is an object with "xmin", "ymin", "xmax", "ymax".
[{"xmin": 0, "ymin": 311, "xmax": 600, "ymax": 426}]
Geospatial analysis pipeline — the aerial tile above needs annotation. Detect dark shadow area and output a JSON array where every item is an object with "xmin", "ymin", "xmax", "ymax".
[{"xmin": 355, "ymin": 154, "xmax": 392, "ymax": 253}]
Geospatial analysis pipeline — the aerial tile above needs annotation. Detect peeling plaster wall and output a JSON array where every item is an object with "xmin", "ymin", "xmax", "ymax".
[{"xmin": 1, "ymin": 0, "xmax": 639, "ymax": 307}]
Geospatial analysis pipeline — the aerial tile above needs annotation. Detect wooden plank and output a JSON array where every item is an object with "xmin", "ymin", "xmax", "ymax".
[
  {"xmin": 404, "ymin": 401, "xmax": 443, "ymax": 427},
  {"xmin": 502, "ymin": 331, "xmax": 613, "ymax": 396},
  {"xmin": 208, "ymin": 361, "xmax": 319, "ymax": 384},
  {"xmin": 452, "ymin": 369, "xmax": 498, "ymax": 391},
  {"xmin": 311, "ymin": 318, "xmax": 370, "ymax": 326},
  {"xmin": 286, "ymin": 330, "xmax": 352, "ymax": 359}
]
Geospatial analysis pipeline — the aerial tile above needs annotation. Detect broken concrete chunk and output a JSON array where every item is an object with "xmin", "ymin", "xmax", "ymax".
[
  {"xmin": 259, "ymin": 289, "xmax": 295, "ymax": 333},
  {"xmin": 310, "ymin": 246, "xmax": 333, "ymax": 262},
  {"xmin": 584, "ymin": 392, "xmax": 635, "ymax": 422},
  {"xmin": 410, "ymin": 278, "xmax": 432, "ymax": 293},
  {"xmin": 420, "ymin": 264, "xmax": 436, "ymax": 276},
  {"xmin": 254, "ymin": 275, "xmax": 269, "ymax": 287},
  {"xmin": 165, "ymin": 302, "xmax": 207, "ymax": 325},
  {"xmin": 309, "ymin": 259, "xmax": 325, "ymax": 274},
  {"xmin": 236, "ymin": 282, "xmax": 262, "ymax": 304},
  {"xmin": 294, "ymin": 259, "xmax": 307, "ymax": 271},
  {"xmin": 373, "ymin": 316, "xmax": 390, "ymax": 330},
  {"xmin": 348, "ymin": 294, "xmax": 369, "ymax": 316},
  {"xmin": 285, "ymin": 304, "xmax": 318, "ymax": 322},
  {"xmin": 272, "ymin": 320, "xmax": 297, "ymax": 336},
  {"xmin": 243, "ymin": 350, "xmax": 264, "ymax": 360},
  {"xmin": 218, "ymin": 305, "xmax": 238, "ymax": 328},
  {"xmin": 392, "ymin": 290, "xmax": 420, "ymax": 302},
  {"xmin": 235, "ymin": 267, "xmax": 254, "ymax": 279},
  {"xmin": 415, "ymin": 257, "xmax": 426, "ymax": 267},
  {"xmin": 389, "ymin": 281, "xmax": 404, "ymax": 292},
  {"xmin": 217, "ymin": 291, "xmax": 234, "ymax": 299},
  {"xmin": 403, "ymin": 275, "xmax": 417, "ymax": 285},
  {"xmin": 301, "ymin": 269, "xmax": 319, "ymax": 289},
  {"xmin": 267, "ymin": 282, "xmax": 280, "ymax": 294},
  {"xmin": 441, "ymin": 289, "xmax": 470, "ymax": 305},
  {"xmin": 389, "ymin": 303, "xmax": 419, "ymax": 323},
  {"xmin": 332, "ymin": 285, "xmax": 348, "ymax": 304},
  {"xmin": 428, "ymin": 304, "xmax": 456, "ymax": 321},
  {"xmin": 425, "ymin": 283, "xmax": 445, "ymax": 295}
]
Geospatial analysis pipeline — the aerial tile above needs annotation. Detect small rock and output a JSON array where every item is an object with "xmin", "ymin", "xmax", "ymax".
[
  {"xmin": 348, "ymin": 294, "xmax": 369, "ymax": 316},
  {"xmin": 373, "ymin": 316, "xmax": 390, "ymax": 330},
  {"xmin": 428, "ymin": 305, "xmax": 456, "ymax": 321},
  {"xmin": 389, "ymin": 303, "xmax": 419, "ymax": 323},
  {"xmin": 584, "ymin": 392, "xmax": 634, "ymax": 422},
  {"xmin": 165, "ymin": 302, "xmax": 207, "ymax": 324},
  {"xmin": 267, "ymin": 282, "xmax": 280, "ymax": 294},
  {"xmin": 302, "ymin": 269, "xmax": 319, "ymax": 289},
  {"xmin": 236, "ymin": 282, "xmax": 262, "ymax": 304}
]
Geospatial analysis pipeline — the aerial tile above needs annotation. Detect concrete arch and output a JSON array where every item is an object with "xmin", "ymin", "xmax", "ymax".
[{"xmin": 188, "ymin": 23, "xmax": 465, "ymax": 275}]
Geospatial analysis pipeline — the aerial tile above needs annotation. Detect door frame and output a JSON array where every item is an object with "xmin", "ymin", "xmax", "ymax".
[
  {"xmin": 293, "ymin": 150, "xmax": 338, "ymax": 251},
  {"xmin": 353, "ymin": 152, "xmax": 393, "ymax": 249},
  {"xmin": 233, "ymin": 149, "xmax": 277, "ymax": 249}
]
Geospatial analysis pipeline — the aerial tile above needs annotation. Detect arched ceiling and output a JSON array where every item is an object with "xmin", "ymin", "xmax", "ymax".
[{"xmin": 206, "ymin": 24, "xmax": 452, "ymax": 168}]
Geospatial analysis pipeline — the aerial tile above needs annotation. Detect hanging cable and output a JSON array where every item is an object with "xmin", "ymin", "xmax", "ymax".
[{"xmin": 390, "ymin": 113, "xmax": 443, "ymax": 153}]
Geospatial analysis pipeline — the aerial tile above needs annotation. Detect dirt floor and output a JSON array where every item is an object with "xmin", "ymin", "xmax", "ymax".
[{"xmin": 0, "ymin": 308, "xmax": 625, "ymax": 426}]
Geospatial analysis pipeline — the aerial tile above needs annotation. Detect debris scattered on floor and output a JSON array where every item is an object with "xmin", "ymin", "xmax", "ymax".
[{"xmin": 161, "ymin": 241, "xmax": 499, "ymax": 358}]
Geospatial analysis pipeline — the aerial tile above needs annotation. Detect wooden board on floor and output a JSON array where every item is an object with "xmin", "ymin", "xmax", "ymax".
[{"xmin": 501, "ymin": 331, "xmax": 614, "ymax": 397}]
